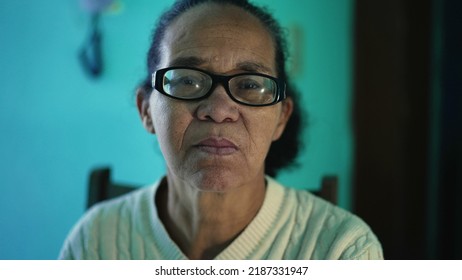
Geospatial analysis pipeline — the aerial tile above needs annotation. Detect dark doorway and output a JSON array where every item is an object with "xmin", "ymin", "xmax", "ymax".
[{"xmin": 353, "ymin": 0, "xmax": 462, "ymax": 259}]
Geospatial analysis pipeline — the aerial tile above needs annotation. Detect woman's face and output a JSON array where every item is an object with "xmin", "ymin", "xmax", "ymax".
[{"xmin": 139, "ymin": 4, "xmax": 292, "ymax": 192}]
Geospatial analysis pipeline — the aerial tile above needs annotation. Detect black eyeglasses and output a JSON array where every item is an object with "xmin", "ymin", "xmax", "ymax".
[{"xmin": 152, "ymin": 67, "xmax": 286, "ymax": 106}]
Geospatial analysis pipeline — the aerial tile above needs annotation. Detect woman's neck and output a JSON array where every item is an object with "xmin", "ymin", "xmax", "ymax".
[{"xmin": 156, "ymin": 175, "xmax": 266, "ymax": 259}]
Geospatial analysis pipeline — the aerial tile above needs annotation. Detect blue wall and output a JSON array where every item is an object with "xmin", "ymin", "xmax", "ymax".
[{"xmin": 0, "ymin": 0, "xmax": 352, "ymax": 259}]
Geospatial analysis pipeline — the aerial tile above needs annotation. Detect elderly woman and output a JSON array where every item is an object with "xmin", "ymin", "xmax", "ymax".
[{"xmin": 60, "ymin": 0, "xmax": 383, "ymax": 260}]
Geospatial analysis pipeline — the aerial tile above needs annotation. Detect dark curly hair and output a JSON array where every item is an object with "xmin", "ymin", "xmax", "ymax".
[{"xmin": 139, "ymin": 0, "xmax": 303, "ymax": 177}]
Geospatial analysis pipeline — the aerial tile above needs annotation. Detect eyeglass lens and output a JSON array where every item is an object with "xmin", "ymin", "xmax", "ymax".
[{"xmin": 162, "ymin": 68, "xmax": 277, "ymax": 105}]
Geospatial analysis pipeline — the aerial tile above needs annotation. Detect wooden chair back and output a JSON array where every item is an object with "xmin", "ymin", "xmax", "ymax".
[{"xmin": 87, "ymin": 167, "xmax": 338, "ymax": 208}]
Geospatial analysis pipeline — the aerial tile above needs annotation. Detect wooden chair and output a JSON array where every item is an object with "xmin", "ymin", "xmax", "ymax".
[{"xmin": 87, "ymin": 167, "xmax": 338, "ymax": 208}]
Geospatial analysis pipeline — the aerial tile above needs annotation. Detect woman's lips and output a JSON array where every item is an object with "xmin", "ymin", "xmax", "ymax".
[{"xmin": 195, "ymin": 138, "xmax": 238, "ymax": 155}]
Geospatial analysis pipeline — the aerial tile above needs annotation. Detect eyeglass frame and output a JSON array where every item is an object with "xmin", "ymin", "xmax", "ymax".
[{"xmin": 151, "ymin": 66, "xmax": 287, "ymax": 107}]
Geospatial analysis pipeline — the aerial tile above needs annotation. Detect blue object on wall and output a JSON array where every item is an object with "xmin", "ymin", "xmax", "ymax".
[
  {"xmin": 79, "ymin": 14, "xmax": 103, "ymax": 78},
  {"xmin": 78, "ymin": 0, "xmax": 116, "ymax": 78}
]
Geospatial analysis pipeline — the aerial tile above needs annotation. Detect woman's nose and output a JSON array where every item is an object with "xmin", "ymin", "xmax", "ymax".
[{"xmin": 195, "ymin": 85, "xmax": 239, "ymax": 123}]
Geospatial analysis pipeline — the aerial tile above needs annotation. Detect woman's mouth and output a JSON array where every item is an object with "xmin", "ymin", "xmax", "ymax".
[{"xmin": 195, "ymin": 138, "xmax": 238, "ymax": 155}]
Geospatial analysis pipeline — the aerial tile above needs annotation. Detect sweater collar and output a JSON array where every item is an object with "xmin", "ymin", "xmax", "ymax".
[{"xmin": 146, "ymin": 176, "xmax": 286, "ymax": 260}]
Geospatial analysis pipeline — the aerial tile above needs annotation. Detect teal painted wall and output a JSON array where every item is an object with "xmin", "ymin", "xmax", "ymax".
[{"xmin": 0, "ymin": 0, "xmax": 353, "ymax": 259}]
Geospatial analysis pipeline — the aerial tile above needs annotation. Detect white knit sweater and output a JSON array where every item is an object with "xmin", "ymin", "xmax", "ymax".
[{"xmin": 59, "ymin": 177, "xmax": 383, "ymax": 259}]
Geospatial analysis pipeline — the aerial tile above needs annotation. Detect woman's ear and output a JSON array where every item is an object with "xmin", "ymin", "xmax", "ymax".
[
  {"xmin": 136, "ymin": 87, "xmax": 155, "ymax": 134},
  {"xmin": 272, "ymin": 97, "xmax": 294, "ymax": 141}
]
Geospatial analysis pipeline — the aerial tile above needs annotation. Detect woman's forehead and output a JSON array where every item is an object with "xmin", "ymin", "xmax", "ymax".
[
  {"xmin": 172, "ymin": 3, "xmax": 266, "ymax": 31},
  {"xmin": 159, "ymin": 3, "xmax": 276, "ymax": 73}
]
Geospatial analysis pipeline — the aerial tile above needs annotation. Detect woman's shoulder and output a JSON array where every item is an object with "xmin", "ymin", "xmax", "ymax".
[
  {"xmin": 267, "ymin": 178, "xmax": 383, "ymax": 259},
  {"xmin": 59, "ymin": 183, "xmax": 157, "ymax": 259},
  {"xmin": 267, "ymin": 177, "xmax": 350, "ymax": 220},
  {"xmin": 86, "ymin": 183, "xmax": 155, "ymax": 222}
]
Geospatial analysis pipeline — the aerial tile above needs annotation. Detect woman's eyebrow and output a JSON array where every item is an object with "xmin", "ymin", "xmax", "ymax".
[
  {"xmin": 168, "ymin": 57, "xmax": 273, "ymax": 74},
  {"xmin": 236, "ymin": 61, "xmax": 273, "ymax": 74},
  {"xmin": 169, "ymin": 56, "xmax": 207, "ymax": 67}
]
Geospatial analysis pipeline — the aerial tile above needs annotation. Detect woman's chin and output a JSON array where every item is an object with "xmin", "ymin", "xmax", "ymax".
[{"xmin": 188, "ymin": 170, "xmax": 245, "ymax": 193}]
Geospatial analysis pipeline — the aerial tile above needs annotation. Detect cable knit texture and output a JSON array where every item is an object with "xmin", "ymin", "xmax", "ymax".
[{"xmin": 59, "ymin": 177, "xmax": 383, "ymax": 260}]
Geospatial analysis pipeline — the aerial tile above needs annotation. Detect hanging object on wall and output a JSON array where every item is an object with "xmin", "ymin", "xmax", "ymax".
[{"xmin": 78, "ymin": 0, "xmax": 114, "ymax": 78}]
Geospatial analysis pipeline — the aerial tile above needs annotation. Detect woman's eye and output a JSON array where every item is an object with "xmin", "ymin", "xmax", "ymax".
[
  {"xmin": 170, "ymin": 76, "xmax": 200, "ymax": 87},
  {"xmin": 239, "ymin": 80, "xmax": 262, "ymax": 90},
  {"xmin": 180, "ymin": 77, "xmax": 196, "ymax": 85}
]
